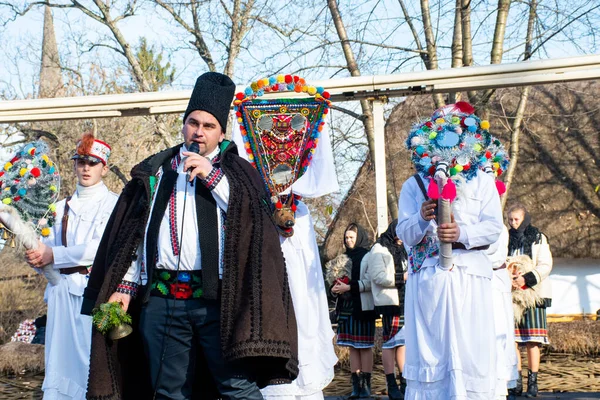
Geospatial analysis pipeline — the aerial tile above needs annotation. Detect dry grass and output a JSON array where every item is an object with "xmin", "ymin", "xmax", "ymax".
[
  {"xmin": 547, "ymin": 320, "xmax": 600, "ymax": 356},
  {"xmin": 0, "ymin": 247, "xmax": 47, "ymax": 345},
  {"xmin": 0, "ymin": 341, "xmax": 44, "ymax": 375}
]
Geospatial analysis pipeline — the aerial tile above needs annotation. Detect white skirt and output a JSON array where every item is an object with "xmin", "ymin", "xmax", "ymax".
[
  {"xmin": 403, "ymin": 265, "xmax": 496, "ymax": 400},
  {"xmin": 492, "ymin": 268, "xmax": 519, "ymax": 398},
  {"xmin": 260, "ymin": 203, "xmax": 337, "ymax": 399},
  {"xmin": 43, "ymin": 275, "xmax": 92, "ymax": 400}
]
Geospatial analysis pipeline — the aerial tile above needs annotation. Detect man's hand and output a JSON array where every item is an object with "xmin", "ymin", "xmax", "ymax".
[
  {"xmin": 107, "ymin": 292, "xmax": 132, "ymax": 312},
  {"xmin": 25, "ymin": 241, "xmax": 54, "ymax": 268},
  {"xmin": 420, "ymin": 199, "xmax": 437, "ymax": 221},
  {"xmin": 437, "ymin": 214, "xmax": 460, "ymax": 243},
  {"xmin": 182, "ymin": 151, "xmax": 213, "ymax": 181}
]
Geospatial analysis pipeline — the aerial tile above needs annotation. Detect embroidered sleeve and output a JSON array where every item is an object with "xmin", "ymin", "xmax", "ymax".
[
  {"xmin": 116, "ymin": 280, "xmax": 139, "ymax": 298},
  {"xmin": 199, "ymin": 167, "xmax": 224, "ymax": 191}
]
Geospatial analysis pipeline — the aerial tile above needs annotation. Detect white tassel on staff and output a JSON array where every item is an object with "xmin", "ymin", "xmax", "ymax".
[
  {"xmin": 434, "ymin": 162, "xmax": 453, "ymax": 270},
  {"xmin": 0, "ymin": 206, "xmax": 61, "ymax": 286}
]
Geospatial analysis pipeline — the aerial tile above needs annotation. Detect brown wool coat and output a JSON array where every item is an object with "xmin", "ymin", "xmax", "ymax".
[{"xmin": 81, "ymin": 141, "xmax": 298, "ymax": 399}]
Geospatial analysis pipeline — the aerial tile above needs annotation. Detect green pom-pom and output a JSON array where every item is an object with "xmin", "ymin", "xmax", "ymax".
[
  {"xmin": 157, "ymin": 281, "xmax": 169, "ymax": 295},
  {"xmin": 160, "ymin": 271, "xmax": 171, "ymax": 281}
]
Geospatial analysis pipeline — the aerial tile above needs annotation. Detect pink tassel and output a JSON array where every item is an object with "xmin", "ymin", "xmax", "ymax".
[
  {"xmin": 441, "ymin": 179, "xmax": 457, "ymax": 201},
  {"xmin": 495, "ymin": 180, "xmax": 506, "ymax": 196},
  {"xmin": 427, "ymin": 178, "xmax": 439, "ymax": 200}
]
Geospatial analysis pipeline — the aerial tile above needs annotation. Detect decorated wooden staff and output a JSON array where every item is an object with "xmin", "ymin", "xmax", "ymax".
[{"xmin": 0, "ymin": 141, "xmax": 61, "ymax": 285}]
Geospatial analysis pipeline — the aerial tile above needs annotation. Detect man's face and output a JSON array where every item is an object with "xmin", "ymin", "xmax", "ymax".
[
  {"xmin": 508, "ymin": 210, "xmax": 525, "ymax": 230},
  {"xmin": 74, "ymin": 159, "xmax": 108, "ymax": 187},
  {"xmin": 182, "ymin": 110, "xmax": 224, "ymax": 156}
]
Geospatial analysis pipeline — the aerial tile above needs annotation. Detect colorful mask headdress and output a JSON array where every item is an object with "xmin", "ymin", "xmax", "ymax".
[
  {"xmin": 0, "ymin": 141, "xmax": 61, "ymax": 285},
  {"xmin": 234, "ymin": 74, "xmax": 331, "ymax": 237}
]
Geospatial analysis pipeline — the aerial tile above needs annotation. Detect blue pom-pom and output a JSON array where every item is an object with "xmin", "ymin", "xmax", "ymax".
[
  {"xmin": 287, "ymin": 83, "xmax": 295, "ymax": 90},
  {"xmin": 244, "ymin": 87, "xmax": 253, "ymax": 96},
  {"xmin": 18, "ymin": 188, "xmax": 26, "ymax": 196},
  {"xmin": 468, "ymin": 125, "xmax": 477, "ymax": 132},
  {"xmin": 317, "ymin": 87, "xmax": 324, "ymax": 94},
  {"xmin": 257, "ymin": 90, "xmax": 264, "ymax": 96},
  {"xmin": 269, "ymin": 76, "xmax": 277, "ymax": 85}
]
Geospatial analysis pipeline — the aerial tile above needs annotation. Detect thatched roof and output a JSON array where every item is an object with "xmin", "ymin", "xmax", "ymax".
[{"xmin": 323, "ymin": 81, "xmax": 600, "ymax": 260}]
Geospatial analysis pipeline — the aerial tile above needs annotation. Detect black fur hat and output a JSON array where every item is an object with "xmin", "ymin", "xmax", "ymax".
[{"xmin": 183, "ymin": 72, "xmax": 236, "ymax": 132}]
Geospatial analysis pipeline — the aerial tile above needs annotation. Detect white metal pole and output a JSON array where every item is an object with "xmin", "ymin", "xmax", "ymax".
[{"xmin": 372, "ymin": 97, "xmax": 388, "ymax": 236}]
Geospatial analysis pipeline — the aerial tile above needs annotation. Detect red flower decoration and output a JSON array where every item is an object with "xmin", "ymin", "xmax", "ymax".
[{"xmin": 170, "ymin": 283, "xmax": 192, "ymax": 299}]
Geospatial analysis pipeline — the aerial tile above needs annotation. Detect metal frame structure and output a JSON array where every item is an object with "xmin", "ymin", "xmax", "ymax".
[{"xmin": 2, "ymin": 54, "xmax": 600, "ymax": 233}]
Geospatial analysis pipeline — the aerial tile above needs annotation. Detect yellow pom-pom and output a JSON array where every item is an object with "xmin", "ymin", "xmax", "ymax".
[
  {"xmin": 307, "ymin": 86, "xmax": 317, "ymax": 95},
  {"xmin": 262, "ymin": 78, "xmax": 270, "ymax": 87},
  {"xmin": 429, "ymin": 132, "xmax": 437, "ymax": 140},
  {"xmin": 250, "ymin": 82, "xmax": 259, "ymax": 91},
  {"xmin": 49, "ymin": 204, "xmax": 56, "ymax": 212},
  {"xmin": 474, "ymin": 143, "xmax": 482, "ymax": 152},
  {"xmin": 301, "ymin": 86, "xmax": 308, "ymax": 93},
  {"xmin": 19, "ymin": 168, "xmax": 27, "ymax": 176},
  {"xmin": 435, "ymin": 118, "xmax": 445, "ymax": 125},
  {"xmin": 237, "ymin": 117, "xmax": 243, "ymax": 123},
  {"xmin": 455, "ymin": 165, "xmax": 464, "ymax": 172},
  {"xmin": 493, "ymin": 162, "xmax": 500, "ymax": 170},
  {"xmin": 248, "ymin": 154, "xmax": 254, "ymax": 161},
  {"xmin": 50, "ymin": 185, "xmax": 57, "ymax": 192},
  {"xmin": 2, "ymin": 198, "xmax": 11, "ymax": 205},
  {"xmin": 481, "ymin": 120, "xmax": 490, "ymax": 130},
  {"xmin": 4, "ymin": 162, "xmax": 12, "ymax": 171},
  {"xmin": 41, "ymin": 227, "xmax": 51, "ymax": 237},
  {"xmin": 42, "ymin": 155, "xmax": 49, "ymax": 163},
  {"xmin": 276, "ymin": 74, "xmax": 285, "ymax": 83}
]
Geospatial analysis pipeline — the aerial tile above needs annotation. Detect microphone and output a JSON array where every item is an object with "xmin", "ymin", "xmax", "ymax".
[{"xmin": 186, "ymin": 142, "xmax": 200, "ymax": 186}]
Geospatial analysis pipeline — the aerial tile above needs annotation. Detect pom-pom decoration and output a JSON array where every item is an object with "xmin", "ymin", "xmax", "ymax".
[
  {"xmin": 479, "ymin": 134, "xmax": 510, "ymax": 195},
  {"xmin": 405, "ymin": 102, "xmax": 492, "ymax": 182},
  {"xmin": 0, "ymin": 141, "xmax": 60, "ymax": 238}
]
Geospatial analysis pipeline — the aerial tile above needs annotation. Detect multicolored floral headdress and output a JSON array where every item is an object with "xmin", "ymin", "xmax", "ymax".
[
  {"xmin": 405, "ymin": 101, "xmax": 493, "ymax": 181},
  {"xmin": 0, "ymin": 141, "xmax": 60, "ymax": 237},
  {"xmin": 234, "ymin": 74, "xmax": 331, "ymax": 200}
]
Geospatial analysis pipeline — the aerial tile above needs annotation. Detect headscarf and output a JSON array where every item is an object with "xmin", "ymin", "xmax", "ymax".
[
  {"xmin": 508, "ymin": 210, "xmax": 542, "ymax": 257},
  {"xmin": 377, "ymin": 219, "xmax": 408, "ymax": 273},
  {"xmin": 344, "ymin": 223, "xmax": 371, "ymax": 281}
]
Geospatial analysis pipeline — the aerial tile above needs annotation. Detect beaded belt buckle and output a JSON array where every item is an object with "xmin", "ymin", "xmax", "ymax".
[{"xmin": 150, "ymin": 269, "xmax": 203, "ymax": 300}]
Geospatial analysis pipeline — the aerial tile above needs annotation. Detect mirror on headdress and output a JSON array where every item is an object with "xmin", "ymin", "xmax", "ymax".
[
  {"xmin": 272, "ymin": 164, "xmax": 293, "ymax": 185},
  {"xmin": 257, "ymin": 115, "xmax": 274, "ymax": 131},
  {"xmin": 291, "ymin": 114, "xmax": 307, "ymax": 131}
]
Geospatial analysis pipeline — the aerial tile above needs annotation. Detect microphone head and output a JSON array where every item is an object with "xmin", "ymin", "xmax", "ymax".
[{"xmin": 188, "ymin": 142, "xmax": 200, "ymax": 154}]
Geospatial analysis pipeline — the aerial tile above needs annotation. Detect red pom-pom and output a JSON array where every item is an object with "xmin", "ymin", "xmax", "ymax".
[
  {"xmin": 323, "ymin": 91, "xmax": 330, "ymax": 99},
  {"xmin": 284, "ymin": 75, "xmax": 293, "ymax": 84},
  {"xmin": 495, "ymin": 180, "xmax": 507, "ymax": 196},
  {"xmin": 30, "ymin": 167, "xmax": 41, "ymax": 178},
  {"xmin": 463, "ymin": 163, "xmax": 470, "ymax": 170},
  {"xmin": 454, "ymin": 101, "xmax": 475, "ymax": 115},
  {"xmin": 0, "ymin": 171, "xmax": 4, "ymax": 177},
  {"xmin": 428, "ymin": 165, "xmax": 436, "ymax": 176},
  {"xmin": 485, "ymin": 151, "xmax": 492, "ymax": 159},
  {"xmin": 293, "ymin": 75, "xmax": 300, "ymax": 83},
  {"xmin": 235, "ymin": 92, "xmax": 245, "ymax": 100},
  {"xmin": 441, "ymin": 179, "xmax": 457, "ymax": 201},
  {"xmin": 235, "ymin": 111, "xmax": 242, "ymax": 117},
  {"xmin": 275, "ymin": 201, "xmax": 283, "ymax": 209},
  {"xmin": 427, "ymin": 178, "xmax": 440, "ymax": 200},
  {"xmin": 422, "ymin": 153, "xmax": 429, "ymax": 157},
  {"xmin": 425, "ymin": 121, "xmax": 433, "ymax": 128},
  {"xmin": 10, "ymin": 156, "xmax": 19, "ymax": 164},
  {"xmin": 13, "ymin": 196, "xmax": 20, "ymax": 201},
  {"xmin": 324, "ymin": 108, "xmax": 329, "ymax": 114}
]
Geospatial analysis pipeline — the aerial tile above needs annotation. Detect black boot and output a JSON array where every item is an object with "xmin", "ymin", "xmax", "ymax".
[
  {"xmin": 386, "ymin": 373, "xmax": 404, "ymax": 400},
  {"xmin": 349, "ymin": 372, "xmax": 361, "ymax": 399},
  {"xmin": 399, "ymin": 375, "xmax": 407, "ymax": 396},
  {"xmin": 359, "ymin": 372, "xmax": 371, "ymax": 398},
  {"xmin": 507, "ymin": 388, "xmax": 517, "ymax": 400},
  {"xmin": 525, "ymin": 371, "xmax": 538, "ymax": 398},
  {"xmin": 514, "ymin": 370, "xmax": 523, "ymax": 396}
]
